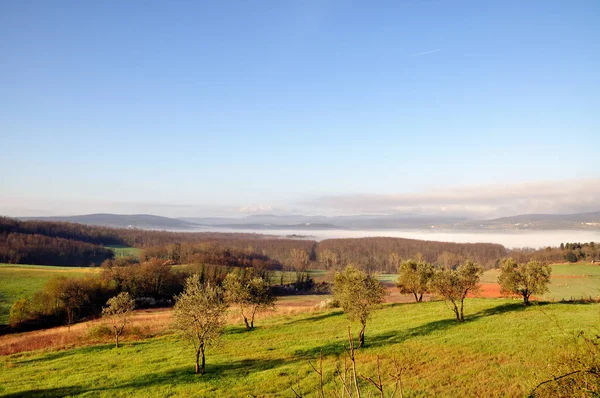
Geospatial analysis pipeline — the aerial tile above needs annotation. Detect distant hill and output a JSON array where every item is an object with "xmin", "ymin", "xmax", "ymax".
[
  {"xmin": 18, "ymin": 211, "xmax": 600, "ymax": 231},
  {"xmin": 455, "ymin": 211, "xmax": 600, "ymax": 230},
  {"xmin": 20, "ymin": 213, "xmax": 200, "ymax": 230},
  {"xmin": 181, "ymin": 214, "xmax": 466, "ymax": 230}
]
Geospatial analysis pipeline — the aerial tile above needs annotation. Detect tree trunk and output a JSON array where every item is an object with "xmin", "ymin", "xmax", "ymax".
[
  {"xmin": 358, "ymin": 323, "xmax": 366, "ymax": 348},
  {"xmin": 200, "ymin": 346, "xmax": 206, "ymax": 375},
  {"xmin": 418, "ymin": 293, "xmax": 423, "ymax": 302},
  {"xmin": 459, "ymin": 299, "xmax": 465, "ymax": 322},
  {"xmin": 195, "ymin": 349, "xmax": 200, "ymax": 375},
  {"xmin": 243, "ymin": 315, "xmax": 251, "ymax": 331},
  {"xmin": 452, "ymin": 302, "xmax": 461, "ymax": 322},
  {"xmin": 250, "ymin": 307, "xmax": 258, "ymax": 329},
  {"xmin": 115, "ymin": 330, "xmax": 119, "ymax": 348},
  {"xmin": 413, "ymin": 292, "xmax": 419, "ymax": 302},
  {"xmin": 524, "ymin": 294, "xmax": 530, "ymax": 306}
]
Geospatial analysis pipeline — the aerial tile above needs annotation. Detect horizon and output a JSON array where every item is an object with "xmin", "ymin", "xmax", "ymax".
[{"xmin": 2, "ymin": 1, "xmax": 599, "ymax": 219}]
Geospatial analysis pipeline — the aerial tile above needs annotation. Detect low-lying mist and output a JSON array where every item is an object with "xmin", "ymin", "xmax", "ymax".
[{"xmin": 197, "ymin": 227, "xmax": 600, "ymax": 249}]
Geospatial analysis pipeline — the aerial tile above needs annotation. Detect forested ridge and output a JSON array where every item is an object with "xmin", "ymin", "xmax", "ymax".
[{"xmin": 1, "ymin": 217, "xmax": 511, "ymax": 270}]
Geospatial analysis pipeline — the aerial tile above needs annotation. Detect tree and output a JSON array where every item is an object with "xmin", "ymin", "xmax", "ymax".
[
  {"xmin": 565, "ymin": 251, "xmax": 578, "ymax": 263},
  {"xmin": 430, "ymin": 260, "xmax": 482, "ymax": 322},
  {"xmin": 173, "ymin": 274, "xmax": 228, "ymax": 375},
  {"xmin": 498, "ymin": 258, "xmax": 551, "ymax": 305},
  {"xmin": 53, "ymin": 278, "xmax": 90, "ymax": 330},
  {"xmin": 9, "ymin": 297, "xmax": 31, "ymax": 327},
  {"xmin": 223, "ymin": 272, "xmax": 275, "ymax": 330},
  {"xmin": 396, "ymin": 257, "xmax": 434, "ymax": 302},
  {"xmin": 102, "ymin": 292, "xmax": 135, "ymax": 348},
  {"xmin": 317, "ymin": 249, "xmax": 339, "ymax": 270},
  {"xmin": 289, "ymin": 248, "xmax": 310, "ymax": 273},
  {"xmin": 333, "ymin": 266, "xmax": 387, "ymax": 347}
]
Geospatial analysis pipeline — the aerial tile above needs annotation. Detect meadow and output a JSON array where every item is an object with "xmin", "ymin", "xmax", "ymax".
[
  {"xmin": 0, "ymin": 298, "xmax": 598, "ymax": 397},
  {"xmin": 104, "ymin": 245, "xmax": 144, "ymax": 259},
  {"xmin": 0, "ymin": 264, "xmax": 98, "ymax": 325}
]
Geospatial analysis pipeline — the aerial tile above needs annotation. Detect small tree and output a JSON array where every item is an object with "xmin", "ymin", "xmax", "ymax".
[
  {"xmin": 333, "ymin": 266, "xmax": 387, "ymax": 348},
  {"xmin": 9, "ymin": 297, "xmax": 31, "ymax": 327},
  {"xmin": 223, "ymin": 272, "xmax": 275, "ymax": 330},
  {"xmin": 56, "ymin": 278, "xmax": 90, "ymax": 330},
  {"xmin": 102, "ymin": 292, "xmax": 135, "ymax": 348},
  {"xmin": 173, "ymin": 274, "xmax": 228, "ymax": 375},
  {"xmin": 290, "ymin": 248, "xmax": 310, "ymax": 273},
  {"xmin": 498, "ymin": 258, "xmax": 551, "ymax": 305},
  {"xmin": 396, "ymin": 257, "xmax": 434, "ymax": 302},
  {"xmin": 431, "ymin": 260, "xmax": 482, "ymax": 322}
]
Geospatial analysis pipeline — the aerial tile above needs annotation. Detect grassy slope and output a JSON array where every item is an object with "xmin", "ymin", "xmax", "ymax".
[
  {"xmin": 104, "ymin": 245, "xmax": 143, "ymax": 259},
  {"xmin": 0, "ymin": 265, "xmax": 97, "ymax": 325},
  {"xmin": 1, "ymin": 299, "xmax": 598, "ymax": 397}
]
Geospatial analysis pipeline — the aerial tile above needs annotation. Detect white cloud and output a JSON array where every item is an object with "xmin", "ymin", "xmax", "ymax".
[{"xmin": 298, "ymin": 178, "xmax": 600, "ymax": 219}]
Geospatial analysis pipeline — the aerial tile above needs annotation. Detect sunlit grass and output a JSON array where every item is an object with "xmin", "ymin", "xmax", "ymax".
[
  {"xmin": 1, "ymin": 299, "xmax": 598, "ymax": 397},
  {"xmin": 0, "ymin": 264, "xmax": 96, "ymax": 325}
]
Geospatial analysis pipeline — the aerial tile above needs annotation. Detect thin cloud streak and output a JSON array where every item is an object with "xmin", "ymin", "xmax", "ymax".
[{"xmin": 409, "ymin": 48, "xmax": 442, "ymax": 57}]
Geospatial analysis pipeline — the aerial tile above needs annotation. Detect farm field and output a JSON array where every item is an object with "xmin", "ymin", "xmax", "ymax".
[
  {"xmin": 0, "ymin": 299, "xmax": 598, "ymax": 397},
  {"xmin": 105, "ymin": 245, "xmax": 143, "ymax": 259},
  {"xmin": 481, "ymin": 263, "xmax": 600, "ymax": 301},
  {"xmin": 0, "ymin": 264, "xmax": 99, "ymax": 325}
]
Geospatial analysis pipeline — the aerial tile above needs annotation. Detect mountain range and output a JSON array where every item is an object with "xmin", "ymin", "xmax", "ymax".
[{"xmin": 14, "ymin": 211, "xmax": 600, "ymax": 231}]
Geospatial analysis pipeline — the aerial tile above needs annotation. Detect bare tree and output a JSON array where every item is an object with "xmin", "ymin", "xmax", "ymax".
[
  {"xmin": 102, "ymin": 292, "xmax": 135, "ymax": 348},
  {"xmin": 333, "ymin": 266, "xmax": 387, "ymax": 347},
  {"xmin": 430, "ymin": 260, "xmax": 482, "ymax": 322},
  {"xmin": 290, "ymin": 248, "xmax": 310, "ymax": 273},
  {"xmin": 173, "ymin": 274, "xmax": 228, "ymax": 374}
]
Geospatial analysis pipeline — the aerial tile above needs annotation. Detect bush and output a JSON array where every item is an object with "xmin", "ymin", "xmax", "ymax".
[
  {"xmin": 565, "ymin": 251, "xmax": 578, "ymax": 263},
  {"xmin": 87, "ymin": 324, "xmax": 113, "ymax": 339}
]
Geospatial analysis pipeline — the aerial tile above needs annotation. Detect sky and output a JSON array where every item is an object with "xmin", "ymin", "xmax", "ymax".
[{"xmin": 1, "ymin": 1, "xmax": 599, "ymax": 219}]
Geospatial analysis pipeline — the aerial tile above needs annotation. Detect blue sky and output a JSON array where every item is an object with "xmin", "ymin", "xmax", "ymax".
[{"xmin": 1, "ymin": 1, "xmax": 599, "ymax": 217}]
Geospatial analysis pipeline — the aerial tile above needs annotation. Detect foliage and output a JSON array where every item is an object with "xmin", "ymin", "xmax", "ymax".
[
  {"xmin": 317, "ymin": 237, "xmax": 506, "ymax": 273},
  {"xmin": 102, "ymin": 292, "xmax": 135, "ymax": 348},
  {"xmin": 101, "ymin": 259, "xmax": 185, "ymax": 305},
  {"xmin": 223, "ymin": 271, "xmax": 275, "ymax": 330},
  {"xmin": 333, "ymin": 265, "xmax": 387, "ymax": 347},
  {"xmin": 431, "ymin": 260, "xmax": 483, "ymax": 322},
  {"xmin": 498, "ymin": 259, "xmax": 552, "ymax": 305},
  {"xmin": 396, "ymin": 256, "xmax": 435, "ymax": 302},
  {"xmin": 173, "ymin": 274, "xmax": 229, "ymax": 374},
  {"xmin": 0, "ymin": 232, "xmax": 114, "ymax": 266},
  {"xmin": 8, "ymin": 297, "xmax": 31, "ymax": 327}
]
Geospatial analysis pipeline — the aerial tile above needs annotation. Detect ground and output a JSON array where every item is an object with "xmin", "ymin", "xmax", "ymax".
[
  {"xmin": 0, "ymin": 264, "xmax": 99, "ymax": 325},
  {"xmin": 0, "ymin": 299, "xmax": 598, "ymax": 397}
]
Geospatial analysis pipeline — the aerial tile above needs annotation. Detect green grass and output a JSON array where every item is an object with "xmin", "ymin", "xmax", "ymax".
[
  {"xmin": 105, "ymin": 245, "xmax": 143, "ymax": 259},
  {"xmin": 1, "ymin": 299, "xmax": 598, "ymax": 396},
  {"xmin": 482, "ymin": 263, "xmax": 600, "ymax": 301},
  {"xmin": 0, "ymin": 264, "xmax": 97, "ymax": 325},
  {"xmin": 544, "ymin": 263, "xmax": 600, "ymax": 301}
]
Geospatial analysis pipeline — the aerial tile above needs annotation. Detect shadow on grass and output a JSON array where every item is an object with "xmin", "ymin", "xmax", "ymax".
[
  {"xmin": 104, "ymin": 358, "xmax": 288, "ymax": 392},
  {"xmin": 282, "ymin": 310, "xmax": 344, "ymax": 326},
  {"xmin": 15, "ymin": 344, "xmax": 116, "ymax": 365},
  {"xmin": 0, "ymin": 387, "xmax": 85, "ymax": 398},
  {"xmin": 293, "ymin": 301, "xmax": 540, "ymax": 358}
]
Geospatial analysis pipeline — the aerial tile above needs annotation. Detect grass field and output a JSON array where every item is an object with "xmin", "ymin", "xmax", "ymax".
[
  {"xmin": 105, "ymin": 245, "xmax": 143, "ymax": 259},
  {"xmin": 481, "ymin": 263, "xmax": 600, "ymax": 301},
  {"xmin": 0, "ymin": 299, "xmax": 598, "ymax": 397},
  {"xmin": 0, "ymin": 264, "xmax": 98, "ymax": 325}
]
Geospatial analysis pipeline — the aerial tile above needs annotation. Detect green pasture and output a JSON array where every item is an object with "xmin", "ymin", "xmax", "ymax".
[
  {"xmin": 1, "ymin": 299, "xmax": 598, "ymax": 397},
  {"xmin": 0, "ymin": 264, "xmax": 97, "ymax": 325},
  {"xmin": 105, "ymin": 245, "xmax": 143, "ymax": 259}
]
